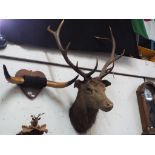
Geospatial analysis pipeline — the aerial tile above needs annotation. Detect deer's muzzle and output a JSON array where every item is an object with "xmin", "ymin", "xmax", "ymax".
[{"xmin": 100, "ymin": 96, "xmax": 113, "ymax": 112}]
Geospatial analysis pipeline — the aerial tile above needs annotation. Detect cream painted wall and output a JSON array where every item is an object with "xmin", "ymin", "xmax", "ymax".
[{"xmin": 0, "ymin": 43, "xmax": 149, "ymax": 134}]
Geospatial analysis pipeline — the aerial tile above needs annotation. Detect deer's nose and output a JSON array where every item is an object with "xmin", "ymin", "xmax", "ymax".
[
  {"xmin": 104, "ymin": 103, "xmax": 113, "ymax": 112},
  {"xmin": 107, "ymin": 102, "xmax": 113, "ymax": 108}
]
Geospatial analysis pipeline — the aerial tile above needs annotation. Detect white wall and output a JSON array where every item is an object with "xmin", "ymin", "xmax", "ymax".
[{"xmin": 0, "ymin": 43, "xmax": 152, "ymax": 135}]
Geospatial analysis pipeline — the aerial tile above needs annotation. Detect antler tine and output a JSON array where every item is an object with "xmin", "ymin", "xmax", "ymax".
[
  {"xmin": 37, "ymin": 113, "xmax": 44, "ymax": 118},
  {"xmin": 97, "ymin": 26, "xmax": 117, "ymax": 79},
  {"xmin": 100, "ymin": 49, "xmax": 125, "ymax": 79},
  {"xmin": 47, "ymin": 20, "xmax": 65, "ymax": 52},
  {"xmin": 86, "ymin": 58, "xmax": 98, "ymax": 77},
  {"xmin": 47, "ymin": 20, "xmax": 98, "ymax": 80}
]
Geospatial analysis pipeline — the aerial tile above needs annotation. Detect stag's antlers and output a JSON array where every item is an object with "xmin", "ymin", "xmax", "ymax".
[
  {"xmin": 48, "ymin": 20, "xmax": 124, "ymax": 80},
  {"xmin": 47, "ymin": 20, "xmax": 98, "ymax": 80},
  {"xmin": 31, "ymin": 113, "xmax": 44, "ymax": 121},
  {"xmin": 95, "ymin": 27, "xmax": 125, "ymax": 79}
]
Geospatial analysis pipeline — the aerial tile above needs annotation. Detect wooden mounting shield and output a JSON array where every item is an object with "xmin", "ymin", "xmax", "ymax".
[{"xmin": 16, "ymin": 69, "xmax": 46, "ymax": 99}]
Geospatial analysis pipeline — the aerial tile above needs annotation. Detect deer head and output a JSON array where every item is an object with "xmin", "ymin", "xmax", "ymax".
[
  {"xmin": 47, "ymin": 20, "xmax": 124, "ymax": 133},
  {"xmin": 30, "ymin": 113, "xmax": 44, "ymax": 127}
]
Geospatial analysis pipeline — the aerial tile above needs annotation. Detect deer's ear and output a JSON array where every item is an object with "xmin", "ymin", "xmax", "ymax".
[{"xmin": 102, "ymin": 80, "xmax": 111, "ymax": 87}]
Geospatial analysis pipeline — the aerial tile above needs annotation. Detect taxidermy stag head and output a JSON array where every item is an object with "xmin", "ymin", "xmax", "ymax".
[
  {"xmin": 3, "ymin": 65, "xmax": 78, "ymax": 99},
  {"xmin": 47, "ymin": 20, "xmax": 124, "ymax": 134}
]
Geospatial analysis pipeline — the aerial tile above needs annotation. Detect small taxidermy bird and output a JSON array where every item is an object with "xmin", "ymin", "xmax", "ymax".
[{"xmin": 17, "ymin": 113, "xmax": 48, "ymax": 135}]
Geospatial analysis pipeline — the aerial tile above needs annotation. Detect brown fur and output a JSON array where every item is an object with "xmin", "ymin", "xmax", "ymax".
[
  {"xmin": 69, "ymin": 95, "xmax": 99, "ymax": 134},
  {"xmin": 69, "ymin": 78, "xmax": 113, "ymax": 133}
]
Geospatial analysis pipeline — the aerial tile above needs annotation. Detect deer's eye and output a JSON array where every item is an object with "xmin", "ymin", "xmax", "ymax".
[{"xmin": 86, "ymin": 87, "xmax": 93, "ymax": 94}]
